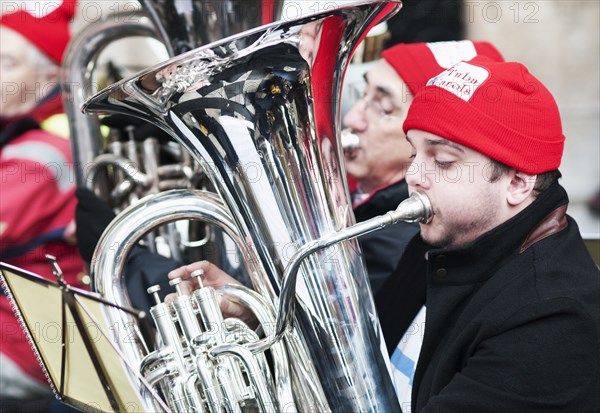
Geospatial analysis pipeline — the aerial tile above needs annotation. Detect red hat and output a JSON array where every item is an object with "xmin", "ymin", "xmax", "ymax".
[
  {"xmin": 403, "ymin": 56, "xmax": 565, "ymax": 174},
  {"xmin": 381, "ymin": 40, "xmax": 504, "ymax": 96},
  {"xmin": 0, "ymin": 0, "xmax": 77, "ymax": 64}
]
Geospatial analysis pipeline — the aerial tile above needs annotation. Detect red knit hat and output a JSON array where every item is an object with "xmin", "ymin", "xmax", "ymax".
[
  {"xmin": 381, "ymin": 40, "xmax": 504, "ymax": 96},
  {"xmin": 403, "ymin": 56, "xmax": 565, "ymax": 174},
  {"xmin": 0, "ymin": 0, "xmax": 77, "ymax": 64}
]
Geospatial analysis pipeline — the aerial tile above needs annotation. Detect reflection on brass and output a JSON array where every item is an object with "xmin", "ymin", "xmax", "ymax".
[{"xmin": 270, "ymin": 84, "xmax": 282, "ymax": 95}]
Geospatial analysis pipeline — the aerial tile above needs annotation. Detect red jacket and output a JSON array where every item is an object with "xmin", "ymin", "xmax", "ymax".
[{"xmin": 1, "ymin": 126, "xmax": 86, "ymax": 384}]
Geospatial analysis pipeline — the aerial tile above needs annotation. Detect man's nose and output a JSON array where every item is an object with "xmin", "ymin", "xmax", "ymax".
[
  {"xmin": 343, "ymin": 101, "xmax": 367, "ymax": 132},
  {"xmin": 405, "ymin": 159, "xmax": 430, "ymax": 190}
]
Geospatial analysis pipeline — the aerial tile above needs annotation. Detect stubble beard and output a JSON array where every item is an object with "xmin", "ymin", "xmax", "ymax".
[{"xmin": 421, "ymin": 205, "xmax": 498, "ymax": 249}]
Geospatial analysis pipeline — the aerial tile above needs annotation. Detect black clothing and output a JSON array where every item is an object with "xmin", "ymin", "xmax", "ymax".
[
  {"xmin": 75, "ymin": 188, "xmax": 117, "ymax": 263},
  {"xmin": 376, "ymin": 237, "xmax": 428, "ymax": 355},
  {"xmin": 384, "ymin": 0, "xmax": 465, "ymax": 47},
  {"xmin": 380, "ymin": 182, "xmax": 600, "ymax": 412},
  {"xmin": 354, "ymin": 179, "xmax": 420, "ymax": 294},
  {"xmin": 0, "ymin": 117, "xmax": 38, "ymax": 147}
]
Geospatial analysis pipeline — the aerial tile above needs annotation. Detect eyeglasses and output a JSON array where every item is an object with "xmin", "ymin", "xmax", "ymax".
[
  {"xmin": 348, "ymin": 82, "xmax": 403, "ymax": 120},
  {"xmin": 360, "ymin": 95, "xmax": 396, "ymax": 117}
]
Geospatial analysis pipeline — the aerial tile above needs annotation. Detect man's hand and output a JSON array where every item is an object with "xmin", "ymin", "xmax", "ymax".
[{"xmin": 167, "ymin": 261, "xmax": 257, "ymax": 326}]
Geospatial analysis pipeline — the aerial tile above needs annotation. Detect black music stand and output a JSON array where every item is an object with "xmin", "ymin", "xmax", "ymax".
[{"xmin": 0, "ymin": 261, "xmax": 168, "ymax": 413}]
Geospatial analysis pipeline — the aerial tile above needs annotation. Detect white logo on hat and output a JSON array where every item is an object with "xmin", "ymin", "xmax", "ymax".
[
  {"xmin": 426, "ymin": 40, "xmax": 478, "ymax": 69},
  {"xmin": 427, "ymin": 61, "xmax": 489, "ymax": 102}
]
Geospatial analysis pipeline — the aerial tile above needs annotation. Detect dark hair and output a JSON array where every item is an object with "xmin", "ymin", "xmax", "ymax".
[
  {"xmin": 533, "ymin": 169, "xmax": 562, "ymax": 197},
  {"xmin": 488, "ymin": 160, "xmax": 561, "ymax": 198}
]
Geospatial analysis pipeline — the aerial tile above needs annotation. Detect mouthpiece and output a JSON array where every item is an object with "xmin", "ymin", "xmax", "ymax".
[{"xmin": 389, "ymin": 191, "xmax": 433, "ymax": 224}]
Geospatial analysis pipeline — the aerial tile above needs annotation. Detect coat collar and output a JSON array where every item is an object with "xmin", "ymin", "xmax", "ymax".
[{"xmin": 424, "ymin": 182, "xmax": 569, "ymax": 285}]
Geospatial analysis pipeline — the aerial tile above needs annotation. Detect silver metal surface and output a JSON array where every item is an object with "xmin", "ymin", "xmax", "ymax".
[
  {"xmin": 61, "ymin": 11, "xmax": 160, "ymax": 187},
  {"xmin": 62, "ymin": 0, "xmax": 284, "ymax": 270},
  {"xmin": 91, "ymin": 189, "xmax": 264, "ymax": 412},
  {"xmin": 141, "ymin": 0, "xmax": 284, "ymax": 56},
  {"xmin": 86, "ymin": 1, "xmax": 405, "ymax": 412}
]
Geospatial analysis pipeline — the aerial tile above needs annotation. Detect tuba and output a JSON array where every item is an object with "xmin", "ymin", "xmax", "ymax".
[{"xmin": 81, "ymin": 1, "xmax": 435, "ymax": 412}]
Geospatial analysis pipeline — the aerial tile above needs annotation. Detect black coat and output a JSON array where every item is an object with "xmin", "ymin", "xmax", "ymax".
[
  {"xmin": 380, "ymin": 182, "xmax": 600, "ymax": 412},
  {"xmin": 354, "ymin": 180, "xmax": 420, "ymax": 294}
]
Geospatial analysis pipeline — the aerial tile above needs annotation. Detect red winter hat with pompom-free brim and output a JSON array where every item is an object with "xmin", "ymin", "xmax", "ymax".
[
  {"xmin": 381, "ymin": 40, "xmax": 504, "ymax": 97},
  {"xmin": 403, "ymin": 55, "xmax": 564, "ymax": 175},
  {"xmin": 0, "ymin": 0, "xmax": 77, "ymax": 64}
]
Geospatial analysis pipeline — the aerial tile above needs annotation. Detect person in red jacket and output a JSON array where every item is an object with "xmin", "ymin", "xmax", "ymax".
[{"xmin": 0, "ymin": 1, "xmax": 86, "ymax": 407}]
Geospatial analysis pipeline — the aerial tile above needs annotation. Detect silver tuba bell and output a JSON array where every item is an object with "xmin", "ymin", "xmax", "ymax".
[{"xmin": 80, "ymin": 1, "xmax": 436, "ymax": 412}]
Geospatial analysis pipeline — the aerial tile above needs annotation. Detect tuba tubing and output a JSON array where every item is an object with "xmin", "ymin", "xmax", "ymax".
[
  {"xmin": 91, "ymin": 189, "xmax": 302, "ymax": 412},
  {"xmin": 273, "ymin": 191, "xmax": 432, "ymax": 344},
  {"xmin": 61, "ymin": 11, "xmax": 161, "ymax": 187}
]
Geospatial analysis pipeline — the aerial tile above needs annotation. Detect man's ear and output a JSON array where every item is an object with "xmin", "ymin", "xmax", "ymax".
[{"xmin": 506, "ymin": 170, "xmax": 536, "ymax": 206}]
